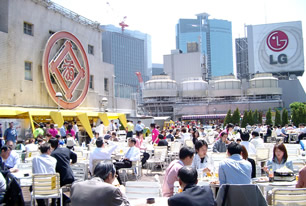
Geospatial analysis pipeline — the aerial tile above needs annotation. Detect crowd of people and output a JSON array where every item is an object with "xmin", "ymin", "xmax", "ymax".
[{"xmin": 0, "ymin": 119, "xmax": 305, "ymax": 205}]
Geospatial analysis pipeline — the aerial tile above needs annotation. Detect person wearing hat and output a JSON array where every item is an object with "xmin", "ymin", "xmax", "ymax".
[{"xmin": 4, "ymin": 122, "xmax": 17, "ymax": 144}]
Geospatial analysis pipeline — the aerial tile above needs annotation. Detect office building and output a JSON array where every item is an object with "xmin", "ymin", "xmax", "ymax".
[
  {"xmin": 152, "ymin": 63, "xmax": 164, "ymax": 76},
  {"xmin": 101, "ymin": 25, "xmax": 152, "ymax": 98},
  {"xmin": 176, "ymin": 13, "xmax": 233, "ymax": 79},
  {"xmin": 235, "ymin": 37, "xmax": 249, "ymax": 79}
]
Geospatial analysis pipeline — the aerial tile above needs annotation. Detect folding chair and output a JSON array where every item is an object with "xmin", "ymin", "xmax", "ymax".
[
  {"xmin": 125, "ymin": 181, "xmax": 161, "ymax": 199},
  {"xmin": 31, "ymin": 173, "xmax": 62, "ymax": 206},
  {"xmin": 71, "ymin": 163, "xmax": 88, "ymax": 181},
  {"xmin": 272, "ymin": 188, "xmax": 306, "ymax": 206}
]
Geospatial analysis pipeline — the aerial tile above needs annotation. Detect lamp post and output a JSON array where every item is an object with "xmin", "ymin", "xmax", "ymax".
[
  {"xmin": 55, "ymin": 92, "xmax": 63, "ymax": 112},
  {"xmin": 99, "ymin": 97, "xmax": 108, "ymax": 112}
]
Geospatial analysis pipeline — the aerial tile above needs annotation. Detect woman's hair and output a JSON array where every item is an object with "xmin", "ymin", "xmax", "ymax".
[
  {"xmin": 50, "ymin": 124, "xmax": 54, "ymax": 129},
  {"xmin": 195, "ymin": 140, "xmax": 208, "ymax": 152},
  {"xmin": 192, "ymin": 131, "xmax": 199, "ymax": 138},
  {"xmin": 94, "ymin": 163, "xmax": 116, "ymax": 181},
  {"xmin": 241, "ymin": 145, "xmax": 248, "ymax": 160},
  {"xmin": 67, "ymin": 124, "xmax": 73, "ymax": 132},
  {"xmin": 272, "ymin": 143, "xmax": 288, "ymax": 163}
]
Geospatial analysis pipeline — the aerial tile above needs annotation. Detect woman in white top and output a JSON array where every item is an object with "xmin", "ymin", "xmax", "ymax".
[{"xmin": 192, "ymin": 140, "xmax": 214, "ymax": 172}]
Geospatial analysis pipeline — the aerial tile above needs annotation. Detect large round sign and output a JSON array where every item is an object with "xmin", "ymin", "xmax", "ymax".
[
  {"xmin": 266, "ymin": 30, "xmax": 289, "ymax": 52},
  {"xmin": 42, "ymin": 31, "xmax": 90, "ymax": 109}
]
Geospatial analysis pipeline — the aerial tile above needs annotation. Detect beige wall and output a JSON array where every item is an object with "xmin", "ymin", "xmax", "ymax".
[{"xmin": 0, "ymin": 0, "xmax": 115, "ymax": 110}]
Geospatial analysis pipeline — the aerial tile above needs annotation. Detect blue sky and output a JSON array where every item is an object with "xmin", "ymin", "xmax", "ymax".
[{"xmin": 52, "ymin": 0, "xmax": 306, "ymax": 89}]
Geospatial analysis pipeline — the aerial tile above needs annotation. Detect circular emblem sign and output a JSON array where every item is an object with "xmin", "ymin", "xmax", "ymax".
[
  {"xmin": 42, "ymin": 31, "xmax": 90, "ymax": 109},
  {"xmin": 266, "ymin": 30, "xmax": 289, "ymax": 52}
]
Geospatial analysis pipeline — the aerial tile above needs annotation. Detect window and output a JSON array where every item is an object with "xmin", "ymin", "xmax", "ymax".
[
  {"xmin": 88, "ymin": 45, "xmax": 94, "ymax": 55},
  {"xmin": 23, "ymin": 22, "xmax": 33, "ymax": 36},
  {"xmin": 25, "ymin": 61, "xmax": 32, "ymax": 81},
  {"xmin": 104, "ymin": 78, "xmax": 109, "ymax": 92},
  {"xmin": 89, "ymin": 75, "xmax": 94, "ymax": 89}
]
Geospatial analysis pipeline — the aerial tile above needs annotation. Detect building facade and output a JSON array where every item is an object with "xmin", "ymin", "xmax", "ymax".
[
  {"xmin": 176, "ymin": 13, "xmax": 233, "ymax": 79},
  {"xmin": 235, "ymin": 37, "xmax": 249, "ymax": 79},
  {"xmin": 152, "ymin": 63, "xmax": 164, "ymax": 76},
  {"xmin": 101, "ymin": 25, "xmax": 152, "ymax": 99},
  {"xmin": 0, "ymin": 0, "xmax": 115, "ymax": 111}
]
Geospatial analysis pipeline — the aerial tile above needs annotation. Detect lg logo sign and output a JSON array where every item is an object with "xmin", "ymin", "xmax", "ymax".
[{"xmin": 267, "ymin": 30, "xmax": 289, "ymax": 65}]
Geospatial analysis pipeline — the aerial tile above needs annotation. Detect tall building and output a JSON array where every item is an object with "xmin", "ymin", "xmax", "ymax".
[
  {"xmin": 152, "ymin": 63, "xmax": 164, "ymax": 76},
  {"xmin": 176, "ymin": 13, "xmax": 233, "ymax": 79},
  {"xmin": 101, "ymin": 25, "xmax": 152, "ymax": 98},
  {"xmin": 235, "ymin": 37, "xmax": 249, "ymax": 79}
]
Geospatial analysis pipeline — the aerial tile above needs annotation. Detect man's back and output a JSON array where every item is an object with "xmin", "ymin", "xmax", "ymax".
[
  {"xmin": 51, "ymin": 147, "xmax": 77, "ymax": 186},
  {"xmin": 162, "ymin": 160, "xmax": 184, "ymax": 197},
  {"xmin": 89, "ymin": 145, "xmax": 117, "ymax": 173},
  {"xmin": 250, "ymin": 137, "xmax": 264, "ymax": 149},
  {"xmin": 71, "ymin": 177, "xmax": 129, "ymax": 206},
  {"xmin": 32, "ymin": 154, "xmax": 57, "ymax": 174},
  {"xmin": 219, "ymin": 154, "xmax": 252, "ymax": 185},
  {"xmin": 168, "ymin": 185, "xmax": 215, "ymax": 206}
]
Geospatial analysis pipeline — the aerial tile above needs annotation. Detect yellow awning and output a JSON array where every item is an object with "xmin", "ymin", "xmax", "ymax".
[
  {"xmin": 77, "ymin": 113, "xmax": 94, "ymax": 138},
  {"xmin": 98, "ymin": 113, "xmax": 109, "ymax": 126},
  {"xmin": 50, "ymin": 111, "xmax": 64, "ymax": 128},
  {"xmin": 118, "ymin": 114, "xmax": 127, "ymax": 128}
]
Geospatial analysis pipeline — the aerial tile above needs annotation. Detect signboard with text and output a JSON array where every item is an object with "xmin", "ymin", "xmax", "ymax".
[
  {"xmin": 247, "ymin": 21, "xmax": 304, "ymax": 75},
  {"xmin": 42, "ymin": 31, "xmax": 90, "ymax": 109}
]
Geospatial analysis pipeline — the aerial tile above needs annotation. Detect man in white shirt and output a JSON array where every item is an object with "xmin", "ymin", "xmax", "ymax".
[
  {"xmin": 180, "ymin": 128, "xmax": 191, "ymax": 144},
  {"xmin": 4, "ymin": 141, "xmax": 20, "ymax": 169},
  {"xmin": 239, "ymin": 131, "xmax": 256, "ymax": 155},
  {"xmin": 89, "ymin": 137, "xmax": 118, "ymax": 174},
  {"xmin": 114, "ymin": 138, "xmax": 140, "ymax": 184},
  {"xmin": 109, "ymin": 120, "xmax": 116, "ymax": 132},
  {"xmin": 250, "ymin": 131, "xmax": 264, "ymax": 149},
  {"xmin": 96, "ymin": 122, "xmax": 105, "ymax": 138},
  {"xmin": 32, "ymin": 143, "xmax": 57, "ymax": 206},
  {"xmin": 25, "ymin": 138, "xmax": 38, "ymax": 152},
  {"xmin": 32, "ymin": 143, "xmax": 57, "ymax": 174}
]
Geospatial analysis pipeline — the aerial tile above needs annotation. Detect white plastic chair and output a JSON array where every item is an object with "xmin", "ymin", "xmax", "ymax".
[
  {"xmin": 147, "ymin": 148, "xmax": 168, "ymax": 173},
  {"xmin": 272, "ymin": 188, "xmax": 306, "ymax": 206},
  {"xmin": 71, "ymin": 163, "xmax": 88, "ymax": 181},
  {"xmin": 125, "ymin": 181, "xmax": 161, "ymax": 199},
  {"xmin": 31, "ymin": 173, "xmax": 62, "ymax": 206}
]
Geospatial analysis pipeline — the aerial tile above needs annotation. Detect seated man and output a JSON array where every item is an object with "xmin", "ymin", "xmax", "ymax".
[
  {"xmin": 71, "ymin": 162, "xmax": 130, "ymax": 206},
  {"xmin": 89, "ymin": 137, "xmax": 117, "ymax": 174},
  {"xmin": 239, "ymin": 131, "xmax": 256, "ymax": 155},
  {"xmin": 162, "ymin": 147, "xmax": 195, "ymax": 197},
  {"xmin": 0, "ymin": 146, "xmax": 18, "ymax": 176},
  {"xmin": 158, "ymin": 133, "xmax": 168, "ymax": 147},
  {"xmin": 113, "ymin": 138, "xmax": 140, "ymax": 184},
  {"xmin": 213, "ymin": 132, "xmax": 227, "ymax": 153},
  {"xmin": 168, "ymin": 166, "xmax": 215, "ymax": 206},
  {"xmin": 25, "ymin": 138, "xmax": 38, "ymax": 152},
  {"xmin": 32, "ymin": 143, "xmax": 57, "ymax": 206},
  {"xmin": 250, "ymin": 131, "xmax": 264, "ymax": 149},
  {"xmin": 4, "ymin": 140, "xmax": 20, "ymax": 169},
  {"xmin": 219, "ymin": 142, "xmax": 252, "ymax": 185}
]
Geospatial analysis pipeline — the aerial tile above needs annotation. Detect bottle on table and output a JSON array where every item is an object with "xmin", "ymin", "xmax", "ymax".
[{"xmin": 269, "ymin": 169, "xmax": 274, "ymax": 182}]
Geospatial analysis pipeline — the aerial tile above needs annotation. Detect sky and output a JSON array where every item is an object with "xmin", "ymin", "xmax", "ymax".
[{"xmin": 52, "ymin": 0, "xmax": 306, "ymax": 89}]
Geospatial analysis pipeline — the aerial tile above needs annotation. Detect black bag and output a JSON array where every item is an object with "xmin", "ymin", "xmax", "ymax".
[{"xmin": 3, "ymin": 173, "xmax": 25, "ymax": 206}]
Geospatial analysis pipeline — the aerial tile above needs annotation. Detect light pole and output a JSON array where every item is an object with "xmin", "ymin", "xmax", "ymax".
[
  {"xmin": 55, "ymin": 92, "xmax": 63, "ymax": 112},
  {"xmin": 100, "ymin": 97, "xmax": 108, "ymax": 112}
]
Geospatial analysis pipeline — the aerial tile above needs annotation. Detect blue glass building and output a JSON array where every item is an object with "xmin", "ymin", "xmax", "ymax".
[
  {"xmin": 101, "ymin": 25, "xmax": 152, "ymax": 98},
  {"xmin": 176, "ymin": 14, "xmax": 233, "ymax": 78}
]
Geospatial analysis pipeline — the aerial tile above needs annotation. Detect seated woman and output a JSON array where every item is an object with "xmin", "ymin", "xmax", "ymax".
[
  {"xmin": 192, "ymin": 140, "xmax": 213, "ymax": 173},
  {"xmin": 241, "ymin": 145, "xmax": 256, "ymax": 178},
  {"xmin": 264, "ymin": 143, "xmax": 293, "ymax": 172}
]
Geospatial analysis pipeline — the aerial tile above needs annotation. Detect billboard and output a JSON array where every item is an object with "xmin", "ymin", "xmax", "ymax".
[{"xmin": 247, "ymin": 21, "xmax": 304, "ymax": 76}]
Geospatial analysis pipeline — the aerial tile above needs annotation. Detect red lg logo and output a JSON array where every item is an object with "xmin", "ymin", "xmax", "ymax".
[{"xmin": 266, "ymin": 30, "xmax": 289, "ymax": 52}]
